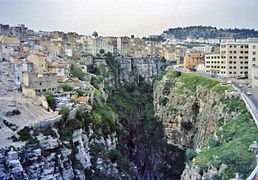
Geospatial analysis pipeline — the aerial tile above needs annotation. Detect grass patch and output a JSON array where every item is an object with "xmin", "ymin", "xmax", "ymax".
[
  {"xmin": 194, "ymin": 110, "xmax": 257, "ymax": 179},
  {"xmin": 165, "ymin": 68, "xmax": 233, "ymax": 94}
]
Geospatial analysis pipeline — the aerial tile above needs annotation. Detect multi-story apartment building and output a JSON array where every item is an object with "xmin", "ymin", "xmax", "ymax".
[
  {"xmin": 83, "ymin": 33, "xmax": 114, "ymax": 56},
  {"xmin": 117, "ymin": 37, "xmax": 130, "ymax": 57},
  {"xmin": 248, "ymin": 39, "xmax": 258, "ymax": 87},
  {"xmin": 205, "ymin": 42, "xmax": 249, "ymax": 77}
]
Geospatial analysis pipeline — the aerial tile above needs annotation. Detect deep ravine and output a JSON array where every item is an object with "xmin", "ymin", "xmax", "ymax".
[{"xmin": 107, "ymin": 81, "xmax": 186, "ymax": 179}]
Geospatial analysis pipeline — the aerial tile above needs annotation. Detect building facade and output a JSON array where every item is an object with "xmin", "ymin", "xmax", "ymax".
[{"xmin": 205, "ymin": 42, "xmax": 249, "ymax": 78}]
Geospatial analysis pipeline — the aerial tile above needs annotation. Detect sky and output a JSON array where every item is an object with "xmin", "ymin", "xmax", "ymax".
[{"xmin": 0, "ymin": 0, "xmax": 258, "ymax": 37}]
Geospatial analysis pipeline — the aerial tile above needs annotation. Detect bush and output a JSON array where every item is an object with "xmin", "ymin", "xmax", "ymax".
[
  {"xmin": 208, "ymin": 139, "xmax": 221, "ymax": 148},
  {"xmin": 76, "ymin": 89, "xmax": 84, "ymax": 96},
  {"xmin": 60, "ymin": 105, "xmax": 70, "ymax": 120},
  {"xmin": 91, "ymin": 76, "xmax": 102, "ymax": 89},
  {"xmin": 26, "ymin": 137, "xmax": 39, "ymax": 145},
  {"xmin": 59, "ymin": 119, "xmax": 83, "ymax": 141},
  {"xmin": 108, "ymin": 149, "xmax": 122, "ymax": 163},
  {"xmin": 71, "ymin": 63, "xmax": 87, "ymax": 80},
  {"xmin": 61, "ymin": 83, "xmax": 74, "ymax": 91},
  {"xmin": 185, "ymin": 148, "xmax": 197, "ymax": 162},
  {"xmin": 18, "ymin": 126, "xmax": 31, "ymax": 141},
  {"xmin": 159, "ymin": 96, "xmax": 168, "ymax": 106},
  {"xmin": 44, "ymin": 91, "xmax": 56, "ymax": 110},
  {"xmin": 42, "ymin": 125, "xmax": 58, "ymax": 138}
]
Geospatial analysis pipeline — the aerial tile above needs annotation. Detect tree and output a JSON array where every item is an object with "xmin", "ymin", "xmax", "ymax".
[
  {"xmin": 45, "ymin": 91, "xmax": 56, "ymax": 110},
  {"xmin": 60, "ymin": 105, "xmax": 70, "ymax": 121},
  {"xmin": 61, "ymin": 83, "xmax": 74, "ymax": 91},
  {"xmin": 99, "ymin": 49, "xmax": 105, "ymax": 54}
]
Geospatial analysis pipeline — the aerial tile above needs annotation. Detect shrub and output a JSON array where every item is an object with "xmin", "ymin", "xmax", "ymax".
[
  {"xmin": 44, "ymin": 91, "xmax": 56, "ymax": 110},
  {"xmin": 208, "ymin": 139, "xmax": 221, "ymax": 148},
  {"xmin": 42, "ymin": 125, "xmax": 58, "ymax": 138},
  {"xmin": 76, "ymin": 89, "xmax": 84, "ymax": 96},
  {"xmin": 60, "ymin": 105, "xmax": 70, "ymax": 120},
  {"xmin": 159, "ymin": 96, "xmax": 168, "ymax": 106},
  {"xmin": 71, "ymin": 63, "xmax": 87, "ymax": 80},
  {"xmin": 18, "ymin": 126, "xmax": 31, "ymax": 141},
  {"xmin": 185, "ymin": 148, "xmax": 197, "ymax": 162},
  {"xmin": 108, "ymin": 149, "xmax": 122, "ymax": 163},
  {"xmin": 61, "ymin": 83, "xmax": 74, "ymax": 91}
]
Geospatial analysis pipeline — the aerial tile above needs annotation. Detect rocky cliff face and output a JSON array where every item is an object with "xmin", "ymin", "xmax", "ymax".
[
  {"xmin": 153, "ymin": 68, "xmax": 258, "ymax": 179},
  {"xmin": 154, "ymin": 70, "xmax": 229, "ymax": 149},
  {"xmin": 0, "ymin": 125, "xmax": 129, "ymax": 179}
]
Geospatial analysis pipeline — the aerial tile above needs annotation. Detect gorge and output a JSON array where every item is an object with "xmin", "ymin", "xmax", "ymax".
[{"xmin": 0, "ymin": 57, "xmax": 257, "ymax": 179}]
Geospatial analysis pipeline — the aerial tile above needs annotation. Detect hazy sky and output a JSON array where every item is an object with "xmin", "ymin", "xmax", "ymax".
[{"xmin": 0, "ymin": 0, "xmax": 258, "ymax": 37}]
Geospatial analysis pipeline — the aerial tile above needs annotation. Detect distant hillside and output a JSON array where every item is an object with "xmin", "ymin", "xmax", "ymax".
[{"xmin": 162, "ymin": 26, "xmax": 258, "ymax": 39}]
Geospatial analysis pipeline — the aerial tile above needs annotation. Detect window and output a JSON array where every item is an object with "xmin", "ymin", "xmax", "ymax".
[
  {"xmin": 253, "ymin": 51, "xmax": 256, "ymax": 55},
  {"xmin": 229, "ymin": 72, "xmax": 232, "ymax": 74},
  {"xmin": 253, "ymin": 45, "xmax": 256, "ymax": 49},
  {"xmin": 245, "ymin": 45, "xmax": 248, "ymax": 48},
  {"xmin": 253, "ymin": 58, "xmax": 256, "ymax": 61}
]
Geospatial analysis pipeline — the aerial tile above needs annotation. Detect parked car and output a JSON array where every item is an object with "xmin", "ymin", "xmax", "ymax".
[{"xmin": 246, "ymin": 92, "xmax": 252, "ymax": 96}]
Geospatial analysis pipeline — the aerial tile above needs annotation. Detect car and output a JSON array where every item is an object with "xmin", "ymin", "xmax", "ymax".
[{"xmin": 246, "ymin": 92, "xmax": 252, "ymax": 96}]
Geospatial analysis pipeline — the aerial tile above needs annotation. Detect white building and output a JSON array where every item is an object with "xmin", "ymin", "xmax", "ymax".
[
  {"xmin": 248, "ymin": 39, "xmax": 258, "ymax": 87},
  {"xmin": 83, "ymin": 32, "xmax": 113, "ymax": 56}
]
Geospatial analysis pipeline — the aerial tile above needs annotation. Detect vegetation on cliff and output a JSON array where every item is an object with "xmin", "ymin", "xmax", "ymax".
[
  {"xmin": 158, "ymin": 68, "xmax": 258, "ymax": 179},
  {"xmin": 194, "ymin": 99, "xmax": 257, "ymax": 179},
  {"xmin": 108, "ymin": 81, "xmax": 186, "ymax": 178}
]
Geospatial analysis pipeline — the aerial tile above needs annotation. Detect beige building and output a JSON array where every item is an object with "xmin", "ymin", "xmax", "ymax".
[
  {"xmin": 27, "ymin": 52, "xmax": 48, "ymax": 73},
  {"xmin": 22, "ymin": 53, "xmax": 58, "ymax": 95},
  {"xmin": 83, "ymin": 35, "xmax": 113, "ymax": 56},
  {"xmin": 184, "ymin": 53, "xmax": 203, "ymax": 70},
  {"xmin": 205, "ymin": 42, "xmax": 249, "ymax": 78},
  {"xmin": 0, "ymin": 35, "xmax": 20, "ymax": 46},
  {"xmin": 117, "ymin": 37, "xmax": 130, "ymax": 57},
  {"xmin": 22, "ymin": 72, "xmax": 57, "ymax": 93}
]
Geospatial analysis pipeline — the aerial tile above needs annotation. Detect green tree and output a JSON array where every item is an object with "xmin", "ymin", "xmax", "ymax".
[
  {"xmin": 60, "ymin": 105, "xmax": 70, "ymax": 121},
  {"xmin": 45, "ymin": 91, "xmax": 56, "ymax": 110},
  {"xmin": 61, "ymin": 83, "xmax": 74, "ymax": 91},
  {"xmin": 99, "ymin": 49, "xmax": 105, "ymax": 54},
  {"xmin": 185, "ymin": 148, "xmax": 197, "ymax": 162}
]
